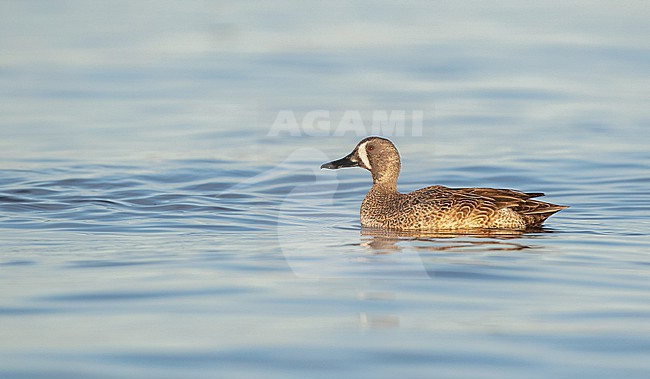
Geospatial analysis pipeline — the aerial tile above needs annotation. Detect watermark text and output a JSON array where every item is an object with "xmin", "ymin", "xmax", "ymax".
[{"xmin": 268, "ymin": 110, "xmax": 424, "ymax": 137}]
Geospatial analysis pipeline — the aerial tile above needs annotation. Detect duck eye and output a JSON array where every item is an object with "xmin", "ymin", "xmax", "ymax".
[{"xmin": 367, "ymin": 145, "xmax": 374, "ymax": 151}]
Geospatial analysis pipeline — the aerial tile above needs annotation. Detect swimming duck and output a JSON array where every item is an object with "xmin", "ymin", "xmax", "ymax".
[{"xmin": 321, "ymin": 136, "xmax": 568, "ymax": 230}]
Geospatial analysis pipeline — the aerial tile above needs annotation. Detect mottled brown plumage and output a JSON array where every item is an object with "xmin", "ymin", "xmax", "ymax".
[{"xmin": 321, "ymin": 137, "xmax": 568, "ymax": 231}]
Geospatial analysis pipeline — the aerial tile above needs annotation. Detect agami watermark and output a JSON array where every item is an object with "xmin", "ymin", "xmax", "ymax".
[{"xmin": 268, "ymin": 110, "xmax": 424, "ymax": 137}]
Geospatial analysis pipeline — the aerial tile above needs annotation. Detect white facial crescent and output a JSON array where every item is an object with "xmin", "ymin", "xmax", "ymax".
[{"xmin": 357, "ymin": 141, "xmax": 372, "ymax": 170}]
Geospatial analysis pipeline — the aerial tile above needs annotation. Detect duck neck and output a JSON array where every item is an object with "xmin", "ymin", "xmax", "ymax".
[{"xmin": 371, "ymin": 169, "xmax": 399, "ymax": 194}]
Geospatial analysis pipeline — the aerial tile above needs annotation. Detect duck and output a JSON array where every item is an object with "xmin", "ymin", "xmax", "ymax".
[{"xmin": 320, "ymin": 136, "xmax": 568, "ymax": 231}]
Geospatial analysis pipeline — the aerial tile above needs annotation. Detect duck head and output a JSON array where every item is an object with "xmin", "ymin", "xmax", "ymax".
[{"xmin": 320, "ymin": 136, "xmax": 401, "ymax": 184}]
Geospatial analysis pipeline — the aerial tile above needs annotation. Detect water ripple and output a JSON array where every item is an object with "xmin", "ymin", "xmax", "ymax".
[{"xmin": 0, "ymin": 161, "xmax": 290, "ymax": 234}]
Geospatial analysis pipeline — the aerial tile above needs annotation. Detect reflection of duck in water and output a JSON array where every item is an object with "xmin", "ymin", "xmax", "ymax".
[
  {"xmin": 360, "ymin": 227, "xmax": 532, "ymax": 253},
  {"xmin": 322, "ymin": 137, "xmax": 568, "ymax": 231}
]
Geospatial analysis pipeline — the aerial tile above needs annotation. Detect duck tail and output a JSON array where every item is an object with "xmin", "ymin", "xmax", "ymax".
[{"xmin": 517, "ymin": 201, "xmax": 569, "ymax": 228}]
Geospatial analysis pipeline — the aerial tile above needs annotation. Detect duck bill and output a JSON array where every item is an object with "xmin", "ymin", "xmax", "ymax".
[{"xmin": 320, "ymin": 154, "xmax": 358, "ymax": 169}]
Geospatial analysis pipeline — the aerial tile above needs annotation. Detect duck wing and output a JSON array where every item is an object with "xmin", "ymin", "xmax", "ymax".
[
  {"xmin": 406, "ymin": 186, "xmax": 527, "ymax": 210},
  {"xmin": 456, "ymin": 187, "xmax": 568, "ymax": 227},
  {"xmin": 458, "ymin": 187, "xmax": 544, "ymax": 205},
  {"xmin": 401, "ymin": 186, "xmax": 501, "ymax": 228},
  {"xmin": 404, "ymin": 186, "xmax": 567, "ymax": 228}
]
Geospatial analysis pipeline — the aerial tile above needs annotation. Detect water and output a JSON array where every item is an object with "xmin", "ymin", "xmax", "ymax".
[{"xmin": 1, "ymin": 1, "xmax": 650, "ymax": 378}]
